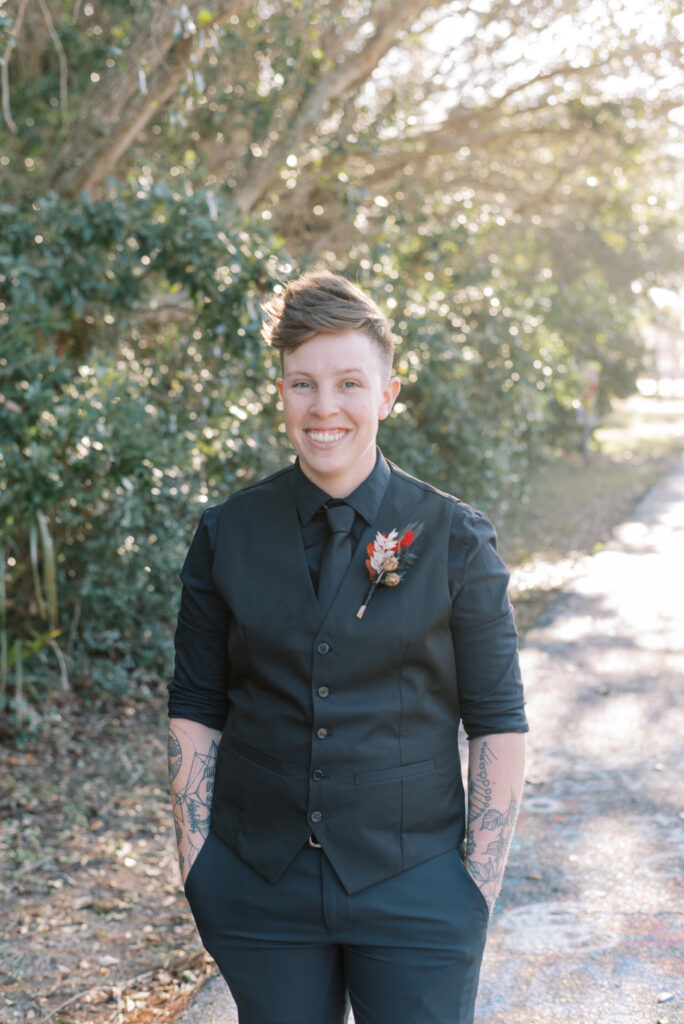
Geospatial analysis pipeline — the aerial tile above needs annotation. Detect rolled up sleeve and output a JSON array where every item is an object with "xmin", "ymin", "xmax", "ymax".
[
  {"xmin": 449, "ymin": 505, "xmax": 528, "ymax": 739},
  {"xmin": 167, "ymin": 505, "xmax": 231, "ymax": 730}
]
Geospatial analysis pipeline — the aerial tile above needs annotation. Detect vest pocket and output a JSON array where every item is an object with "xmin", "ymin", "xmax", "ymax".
[
  {"xmin": 354, "ymin": 758, "xmax": 435, "ymax": 785},
  {"xmin": 224, "ymin": 736, "xmax": 287, "ymax": 776}
]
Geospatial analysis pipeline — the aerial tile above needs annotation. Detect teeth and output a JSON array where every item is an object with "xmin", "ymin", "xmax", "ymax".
[{"xmin": 307, "ymin": 430, "xmax": 346, "ymax": 443}]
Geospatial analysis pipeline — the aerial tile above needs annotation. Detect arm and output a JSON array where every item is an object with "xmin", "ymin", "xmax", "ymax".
[
  {"xmin": 167, "ymin": 508, "xmax": 231, "ymax": 884},
  {"xmin": 447, "ymin": 508, "xmax": 528, "ymax": 912},
  {"xmin": 168, "ymin": 717, "xmax": 222, "ymax": 885},
  {"xmin": 465, "ymin": 731, "xmax": 526, "ymax": 915}
]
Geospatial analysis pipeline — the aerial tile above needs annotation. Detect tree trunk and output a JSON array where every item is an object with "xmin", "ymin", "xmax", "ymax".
[
  {"xmin": 230, "ymin": 0, "xmax": 446, "ymax": 216},
  {"xmin": 49, "ymin": 0, "xmax": 249, "ymax": 198}
]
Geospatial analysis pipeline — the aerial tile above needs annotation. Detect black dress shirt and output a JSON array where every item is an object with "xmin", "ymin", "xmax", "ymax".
[
  {"xmin": 293, "ymin": 450, "xmax": 390, "ymax": 591},
  {"xmin": 169, "ymin": 449, "xmax": 528, "ymax": 740}
]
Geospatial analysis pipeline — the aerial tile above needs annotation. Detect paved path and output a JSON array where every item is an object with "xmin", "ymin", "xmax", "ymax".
[
  {"xmin": 479, "ymin": 455, "xmax": 684, "ymax": 1023},
  {"xmin": 178, "ymin": 457, "xmax": 684, "ymax": 1024}
]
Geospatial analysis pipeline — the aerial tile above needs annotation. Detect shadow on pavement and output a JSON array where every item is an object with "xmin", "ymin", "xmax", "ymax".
[{"xmin": 478, "ymin": 457, "xmax": 684, "ymax": 1023}]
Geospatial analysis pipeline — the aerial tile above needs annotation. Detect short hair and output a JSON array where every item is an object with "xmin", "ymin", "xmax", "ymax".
[{"xmin": 262, "ymin": 270, "xmax": 394, "ymax": 376}]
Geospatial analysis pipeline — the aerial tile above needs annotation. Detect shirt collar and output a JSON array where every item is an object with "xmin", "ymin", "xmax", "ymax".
[{"xmin": 293, "ymin": 448, "xmax": 391, "ymax": 527}]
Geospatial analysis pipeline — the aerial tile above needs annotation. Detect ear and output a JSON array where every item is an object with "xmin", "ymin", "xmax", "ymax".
[
  {"xmin": 276, "ymin": 378, "xmax": 284, "ymax": 401},
  {"xmin": 378, "ymin": 376, "xmax": 401, "ymax": 420}
]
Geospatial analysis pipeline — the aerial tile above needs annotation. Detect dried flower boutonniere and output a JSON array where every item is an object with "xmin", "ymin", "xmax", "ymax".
[{"xmin": 356, "ymin": 522, "xmax": 423, "ymax": 619}]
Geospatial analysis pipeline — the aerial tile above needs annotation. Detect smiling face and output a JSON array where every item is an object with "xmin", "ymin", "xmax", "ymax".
[{"xmin": 276, "ymin": 330, "xmax": 401, "ymax": 498}]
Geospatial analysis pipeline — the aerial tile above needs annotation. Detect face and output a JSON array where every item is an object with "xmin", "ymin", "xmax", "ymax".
[{"xmin": 277, "ymin": 330, "xmax": 401, "ymax": 498}]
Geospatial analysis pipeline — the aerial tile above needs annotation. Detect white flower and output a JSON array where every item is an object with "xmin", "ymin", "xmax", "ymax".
[{"xmin": 368, "ymin": 529, "xmax": 398, "ymax": 574}]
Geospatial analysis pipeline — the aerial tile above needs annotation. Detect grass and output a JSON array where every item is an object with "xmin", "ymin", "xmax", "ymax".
[{"xmin": 497, "ymin": 393, "xmax": 684, "ymax": 637}]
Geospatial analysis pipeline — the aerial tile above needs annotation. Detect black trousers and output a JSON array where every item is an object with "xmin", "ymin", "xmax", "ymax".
[{"xmin": 185, "ymin": 830, "xmax": 489, "ymax": 1024}]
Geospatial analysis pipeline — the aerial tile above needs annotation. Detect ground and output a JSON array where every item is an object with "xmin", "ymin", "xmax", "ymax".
[
  {"xmin": 1, "ymin": 394, "xmax": 682, "ymax": 1024},
  {"xmin": 0, "ymin": 701, "xmax": 211, "ymax": 1024}
]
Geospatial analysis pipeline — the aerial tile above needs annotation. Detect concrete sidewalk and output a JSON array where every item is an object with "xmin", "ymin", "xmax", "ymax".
[
  {"xmin": 178, "ymin": 457, "xmax": 684, "ymax": 1024},
  {"xmin": 478, "ymin": 454, "xmax": 684, "ymax": 1023}
]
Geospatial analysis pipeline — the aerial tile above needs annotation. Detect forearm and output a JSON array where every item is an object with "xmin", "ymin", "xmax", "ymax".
[
  {"xmin": 465, "ymin": 731, "xmax": 526, "ymax": 914},
  {"xmin": 168, "ymin": 717, "xmax": 221, "ymax": 884}
]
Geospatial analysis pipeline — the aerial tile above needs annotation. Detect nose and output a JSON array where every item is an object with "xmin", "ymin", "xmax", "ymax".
[{"xmin": 310, "ymin": 384, "xmax": 339, "ymax": 417}]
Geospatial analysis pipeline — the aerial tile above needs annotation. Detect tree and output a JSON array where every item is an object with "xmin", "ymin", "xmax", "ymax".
[
  {"xmin": 1, "ymin": 0, "xmax": 682, "ymax": 725},
  {"xmin": 3, "ymin": 1, "xmax": 682, "ymax": 224}
]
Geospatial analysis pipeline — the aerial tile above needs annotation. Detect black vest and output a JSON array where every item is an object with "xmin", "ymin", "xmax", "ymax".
[{"xmin": 211, "ymin": 461, "xmax": 467, "ymax": 894}]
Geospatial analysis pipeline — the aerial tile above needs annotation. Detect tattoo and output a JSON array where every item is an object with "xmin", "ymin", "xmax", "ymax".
[
  {"xmin": 176, "ymin": 744, "xmax": 217, "ymax": 836},
  {"xmin": 481, "ymin": 792, "xmax": 519, "ymax": 856},
  {"xmin": 466, "ymin": 740, "xmax": 497, "ymax": 859},
  {"xmin": 466, "ymin": 740, "xmax": 519, "ymax": 913},
  {"xmin": 169, "ymin": 731, "xmax": 218, "ymax": 879},
  {"xmin": 469, "ymin": 741, "xmax": 497, "ymax": 823},
  {"xmin": 168, "ymin": 728, "xmax": 182, "ymax": 783},
  {"xmin": 468, "ymin": 792, "xmax": 518, "ymax": 881}
]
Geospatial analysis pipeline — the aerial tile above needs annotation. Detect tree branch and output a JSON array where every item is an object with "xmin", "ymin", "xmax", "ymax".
[
  {"xmin": 49, "ymin": 0, "xmax": 250, "ymax": 197},
  {"xmin": 1, "ymin": 0, "xmax": 33, "ymax": 133},
  {"xmin": 36, "ymin": 0, "xmax": 68, "ymax": 122},
  {"xmin": 229, "ymin": 0, "xmax": 446, "ymax": 215}
]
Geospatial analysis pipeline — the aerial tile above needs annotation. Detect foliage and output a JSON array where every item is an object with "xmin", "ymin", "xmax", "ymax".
[
  {"xmin": 0, "ymin": 187, "xmax": 290, "ymax": 728},
  {"xmin": 0, "ymin": 186, "xmax": 283, "ymax": 357},
  {"xmin": 352, "ymin": 165, "xmax": 677, "ymax": 508},
  {"xmin": 0, "ymin": 0, "xmax": 682, "ymax": 729}
]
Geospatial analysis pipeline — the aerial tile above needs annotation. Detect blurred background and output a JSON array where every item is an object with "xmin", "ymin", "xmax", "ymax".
[
  {"xmin": 3, "ymin": 0, "xmax": 683, "ymax": 733},
  {"xmin": 1, "ymin": 2, "xmax": 683, "ymax": 1020}
]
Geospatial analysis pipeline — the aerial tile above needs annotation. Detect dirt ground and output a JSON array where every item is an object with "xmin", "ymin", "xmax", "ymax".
[
  {"xmin": 2, "ymin": 395, "xmax": 682, "ymax": 1024},
  {"xmin": 0, "ymin": 698, "xmax": 212, "ymax": 1024}
]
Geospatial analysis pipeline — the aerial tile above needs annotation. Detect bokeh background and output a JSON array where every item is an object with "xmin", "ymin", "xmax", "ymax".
[
  {"xmin": 2, "ymin": 4, "xmax": 684, "ymax": 1021},
  {"xmin": 1, "ymin": 0, "xmax": 683, "ymax": 738}
]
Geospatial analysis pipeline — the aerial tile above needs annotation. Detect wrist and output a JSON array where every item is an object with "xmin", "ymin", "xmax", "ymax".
[
  {"xmin": 178, "ymin": 826, "xmax": 210, "ymax": 884},
  {"xmin": 465, "ymin": 857, "xmax": 497, "ymax": 914}
]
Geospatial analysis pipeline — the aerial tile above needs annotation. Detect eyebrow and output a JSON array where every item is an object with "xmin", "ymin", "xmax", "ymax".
[{"xmin": 283, "ymin": 366, "xmax": 369, "ymax": 378}]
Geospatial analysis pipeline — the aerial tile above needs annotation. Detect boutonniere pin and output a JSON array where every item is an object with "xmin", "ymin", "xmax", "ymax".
[{"xmin": 356, "ymin": 522, "xmax": 423, "ymax": 619}]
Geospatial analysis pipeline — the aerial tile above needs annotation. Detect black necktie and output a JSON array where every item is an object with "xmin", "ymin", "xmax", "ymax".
[{"xmin": 318, "ymin": 503, "xmax": 355, "ymax": 615}]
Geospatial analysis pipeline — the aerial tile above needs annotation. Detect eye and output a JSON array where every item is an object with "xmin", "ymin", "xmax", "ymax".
[
  {"xmin": 342, "ymin": 379, "xmax": 361, "ymax": 389},
  {"xmin": 291, "ymin": 380, "xmax": 312, "ymax": 389}
]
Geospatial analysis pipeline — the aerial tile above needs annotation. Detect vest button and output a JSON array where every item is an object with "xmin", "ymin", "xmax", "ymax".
[
  {"xmin": 312, "ymin": 769, "xmax": 325, "ymax": 781},
  {"xmin": 311, "ymin": 810, "xmax": 323, "ymax": 823},
  {"xmin": 316, "ymin": 727, "xmax": 328, "ymax": 739},
  {"xmin": 317, "ymin": 686, "xmax": 330, "ymax": 698},
  {"xmin": 317, "ymin": 642, "xmax": 331, "ymax": 655}
]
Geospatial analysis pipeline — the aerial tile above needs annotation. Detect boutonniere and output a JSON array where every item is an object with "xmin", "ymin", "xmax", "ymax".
[{"xmin": 356, "ymin": 522, "xmax": 423, "ymax": 619}]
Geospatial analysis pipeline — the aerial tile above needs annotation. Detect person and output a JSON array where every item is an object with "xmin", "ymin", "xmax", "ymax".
[{"xmin": 167, "ymin": 270, "xmax": 528, "ymax": 1024}]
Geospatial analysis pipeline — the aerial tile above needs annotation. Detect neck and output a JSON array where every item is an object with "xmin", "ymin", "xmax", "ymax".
[{"xmin": 303, "ymin": 449, "xmax": 378, "ymax": 499}]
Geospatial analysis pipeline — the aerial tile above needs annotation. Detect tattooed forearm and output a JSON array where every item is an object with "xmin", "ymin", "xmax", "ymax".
[
  {"xmin": 465, "ymin": 733, "xmax": 525, "ymax": 915},
  {"xmin": 168, "ymin": 719, "xmax": 221, "ymax": 884},
  {"xmin": 466, "ymin": 739, "xmax": 498, "ymax": 857},
  {"xmin": 467, "ymin": 787, "xmax": 519, "ymax": 908},
  {"xmin": 168, "ymin": 729, "xmax": 182, "ymax": 783},
  {"xmin": 468, "ymin": 741, "xmax": 497, "ymax": 822}
]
